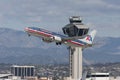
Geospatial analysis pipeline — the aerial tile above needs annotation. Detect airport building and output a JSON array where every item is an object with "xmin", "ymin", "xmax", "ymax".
[
  {"xmin": 86, "ymin": 73, "xmax": 110, "ymax": 80},
  {"xmin": 11, "ymin": 65, "xmax": 35, "ymax": 78}
]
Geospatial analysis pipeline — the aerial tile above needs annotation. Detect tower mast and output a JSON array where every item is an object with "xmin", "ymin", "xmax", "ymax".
[{"xmin": 63, "ymin": 16, "xmax": 89, "ymax": 80}]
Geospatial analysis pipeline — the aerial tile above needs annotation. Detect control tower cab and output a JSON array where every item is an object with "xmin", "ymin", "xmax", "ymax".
[{"xmin": 62, "ymin": 16, "xmax": 89, "ymax": 37}]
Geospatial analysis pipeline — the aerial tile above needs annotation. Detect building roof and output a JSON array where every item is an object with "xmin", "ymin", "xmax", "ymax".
[
  {"xmin": 91, "ymin": 73, "xmax": 109, "ymax": 75},
  {"xmin": 63, "ymin": 23, "xmax": 88, "ymax": 29},
  {"xmin": 0, "ymin": 74, "xmax": 12, "ymax": 78},
  {"xmin": 11, "ymin": 65, "xmax": 35, "ymax": 68},
  {"xmin": 74, "ymin": 24, "xmax": 88, "ymax": 29}
]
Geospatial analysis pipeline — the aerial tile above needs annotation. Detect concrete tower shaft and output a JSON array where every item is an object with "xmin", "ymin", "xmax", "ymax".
[
  {"xmin": 63, "ymin": 16, "xmax": 89, "ymax": 80},
  {"xmin": 69, "ymin": 47, "xmax": 82, "ymax": 80}
]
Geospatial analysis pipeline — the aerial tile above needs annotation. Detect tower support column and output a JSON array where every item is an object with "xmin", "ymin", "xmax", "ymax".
[{"xmin": 70, "ymin": 47, "xmax": 82, "ymax": 80}]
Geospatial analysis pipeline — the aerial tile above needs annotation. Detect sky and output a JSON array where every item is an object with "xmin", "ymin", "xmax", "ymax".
[{"xmin": 0, "ymin": 0, "xmax": 120, "ymax": 37}]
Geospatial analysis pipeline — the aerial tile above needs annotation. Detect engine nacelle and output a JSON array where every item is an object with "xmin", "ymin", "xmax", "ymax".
[
  {"xmin": 42, "ymin": 38, "xmax": 53, "ymax": 43},
  {"xmin": 53, "ymin": 36, "xmax": 62, "ymax": 42}
]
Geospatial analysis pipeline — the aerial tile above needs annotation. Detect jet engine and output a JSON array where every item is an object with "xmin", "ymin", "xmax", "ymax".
[
  {"xmin": 42, "ymin": 38, "xmax": 53, "ymax": 43},
  {"xmin": 53, "ymin": 36, "xmax": 62, "ymax": 42}
]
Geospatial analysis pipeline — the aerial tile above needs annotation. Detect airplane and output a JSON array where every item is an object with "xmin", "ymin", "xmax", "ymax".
[{"xmin": 24, "ymin": 27, "xmax": 96, "ymax": 48}]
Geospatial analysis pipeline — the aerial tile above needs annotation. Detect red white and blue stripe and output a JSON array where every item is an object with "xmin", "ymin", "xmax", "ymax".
[{"xmin": 25, "ymin": 27, "xmax": 87, "ymax": 46}]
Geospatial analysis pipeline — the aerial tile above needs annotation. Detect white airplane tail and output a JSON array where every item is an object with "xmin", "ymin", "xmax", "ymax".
[{"xmin": 80, "ymin": 30, "xmax": 97, "ymax": 44}]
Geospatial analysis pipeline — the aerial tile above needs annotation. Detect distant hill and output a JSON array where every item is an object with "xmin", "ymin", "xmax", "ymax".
[
  {"xmin": 0, "ymin": 28, "xmax": 68, "ymax": 64},
  {"xmin": 84, "ymin": 37, "xmax": 120, "ymax": 64},
  {"xmin": 0, "ymin": 28, "xmax": 119, "ymax": 64}
]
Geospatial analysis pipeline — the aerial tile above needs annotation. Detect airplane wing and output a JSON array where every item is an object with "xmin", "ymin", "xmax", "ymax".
[
  {"xmin": 25, "ymin": 27, "xmax": 85, "ymax": 41},
  {"xmin": 25, "ymin": 27, "xmax": 88, "ymax": 46}
]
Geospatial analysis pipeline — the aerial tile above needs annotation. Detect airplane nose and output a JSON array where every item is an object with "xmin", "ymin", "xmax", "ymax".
[{"xmin": 24, "ymin": 27, "xmax": 29, "ymax": 31}]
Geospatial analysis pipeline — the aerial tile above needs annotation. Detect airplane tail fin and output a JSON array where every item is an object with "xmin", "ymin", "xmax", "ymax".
[{"xmin": 80, "ymin": 30, "xmax": 97, "ymax": 44}]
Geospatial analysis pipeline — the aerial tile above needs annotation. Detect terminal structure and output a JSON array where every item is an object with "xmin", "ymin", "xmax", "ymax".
[
  {"xmin": 11, "ymin": 65, "xmax": 35, "ymax": 78},
  {"xmin": 63, "ymin": 16, "xmax": 89, "ymax": 80}
]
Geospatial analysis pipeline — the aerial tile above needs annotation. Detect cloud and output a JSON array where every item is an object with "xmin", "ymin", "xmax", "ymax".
[
  {"xmin": 0, "ymin": 0, "xmax": 119, "ymax": 22},
  {"xmin": 0, "ymin": 0, "xmax": 119, "ymax": 37},
  {"xmin": 112, "ymin": 52, "xmax": 120, "ymax": 55},
  {"xmin": 103, "ymin": 0, "xmax": 120, "ymax": 7},
  {"xmin": 117, "ymin": 46, "xmax": 120, "ymax": 50}
]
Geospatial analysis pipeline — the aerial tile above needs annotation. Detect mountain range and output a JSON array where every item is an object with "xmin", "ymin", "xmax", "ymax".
[{"xmin": 0, "ymin": 28, "xmax": 119, "ymax": 64}]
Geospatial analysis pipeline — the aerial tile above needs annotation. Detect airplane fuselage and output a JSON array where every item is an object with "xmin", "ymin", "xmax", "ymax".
[{"xmin": 25, "ymin": 27, "xmax": 91, "ymax": 47}]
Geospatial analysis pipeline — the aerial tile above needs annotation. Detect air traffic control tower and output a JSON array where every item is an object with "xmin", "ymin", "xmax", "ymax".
[{"xmin": 62, "ymin": 16, "xmax": 89, "ymax": 80}]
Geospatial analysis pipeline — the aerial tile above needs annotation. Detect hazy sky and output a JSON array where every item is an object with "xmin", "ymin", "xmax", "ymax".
[{"xmin": 0, "ymin": 0, "xmax": 120, "ymax": 37}]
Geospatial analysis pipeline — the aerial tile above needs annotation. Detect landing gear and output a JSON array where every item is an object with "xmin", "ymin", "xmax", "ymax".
[
  {"xmin": 28, "ymin": 34, "xmax": 31, "ymax": 37},
  {"xmin": 56, "ymin": 42, "xmax": 62, "ymax": 45}
]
